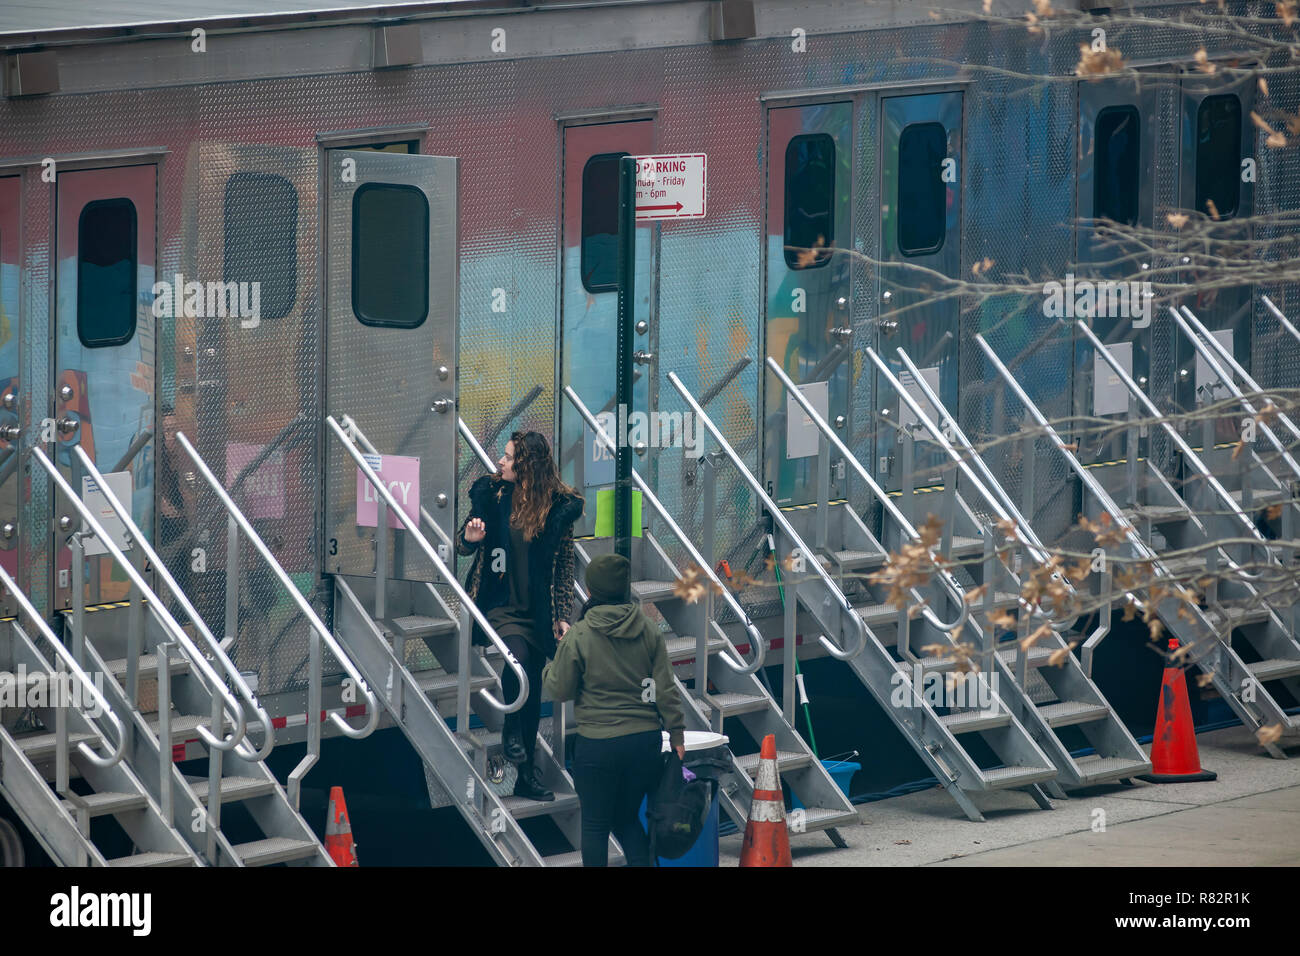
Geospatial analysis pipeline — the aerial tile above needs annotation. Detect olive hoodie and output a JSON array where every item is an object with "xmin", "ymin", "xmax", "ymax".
[{"xmin": 543, "ymin": 602, "xmax": 685, "ymax": 750}]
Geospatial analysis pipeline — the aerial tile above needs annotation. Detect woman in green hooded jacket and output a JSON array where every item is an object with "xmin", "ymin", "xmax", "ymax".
[{"xmin": 543, "ymin": 553, "xmax": 686, "ymax": 866}]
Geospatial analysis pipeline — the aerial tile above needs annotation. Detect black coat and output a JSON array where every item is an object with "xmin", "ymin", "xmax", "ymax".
[{"xmin": 456, "ymin": 474, "xmax": 584, "ymax": 658}]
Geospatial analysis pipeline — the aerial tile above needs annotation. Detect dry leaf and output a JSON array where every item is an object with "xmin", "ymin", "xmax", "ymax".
[
  {"xmin": 1266, "ymin": 131, "xmax": 1288, "ymax": 149},
  {"xmin": 1259, "ymin": 76, "xmax": 1271, "ymax": 98},
  {"xmin": 1279, "ymin": 2, "xmax": 1298, "ymax": 27},
  {"xmin": 1076, "ymin": 44, "xmax": 1125, "ymax": 77},
  {"xmin": 964, "ymin": 584, "xmax": 989, "ymax": 605},
  {"xmin": 1020, "ymin": 623, "xmax": 1053, "ymax": 653},
  {"xmin": 1196, "ymin": 672, "xmax": 1215, "ymax": 688},
  {"xmin": 1193, "ymin": 48, "xmax": 1216, "ymax": 74},
  {"xmin": 983, "ymin": 0, "xmax": 993, "ymax": 12},
  {"xmin": 1166, "ymin": 212, "xmax": 1189, "ymax": 229},
  {"xmin": 1048, "ymin": 641, "xmax": 1079, "ymax": 667},
  {"xmin": 1257, "ymin": 723, "xmax": 1283, "ymax": 745}
]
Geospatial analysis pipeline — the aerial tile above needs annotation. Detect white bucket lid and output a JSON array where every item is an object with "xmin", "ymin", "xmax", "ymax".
[{"xmin": 662, "ymin": 730, "xmax": 729, "ymax": 753}]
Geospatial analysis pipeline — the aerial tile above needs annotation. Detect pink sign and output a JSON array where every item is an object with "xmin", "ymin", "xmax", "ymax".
[
  {"xmin": 356, "ymin": 453, "xmax": 420, "ymax": 530},
  {"xmin": 225, "ymin": 442, "xmax": 286, "ymax": 519}
]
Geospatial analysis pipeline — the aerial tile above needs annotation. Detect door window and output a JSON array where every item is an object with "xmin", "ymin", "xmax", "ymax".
[
  {"xmin": 783, "ymin": 133, "xmax": 836, "ymax": 269},
  {"xmin": 77, "ymin": 197, "xmax": 137, "ymax": 348},
  {"xmin": 351, "ymin": 182, "xmax": 429, "ymax": 329}
]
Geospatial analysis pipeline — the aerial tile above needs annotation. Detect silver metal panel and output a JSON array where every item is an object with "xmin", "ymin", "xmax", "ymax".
[
  {"xmin": 325, "ymin": 149, "xmax": 457, "ymax": 582},
  {"xmin": 0, "ymin": 175, "xmax": 19, "ymax": 615}
]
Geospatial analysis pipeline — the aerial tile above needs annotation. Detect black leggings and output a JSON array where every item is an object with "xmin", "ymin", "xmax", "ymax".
[
  {"xmin": 571, "ymin": 730, "xmax": 663, "ymax": 867},
  {"xmin": 499, "ymin": 634, "xmax": 545, "ymax": 763}
]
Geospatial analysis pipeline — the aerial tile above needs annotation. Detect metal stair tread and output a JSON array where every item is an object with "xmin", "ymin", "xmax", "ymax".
[
  {"xmin": 831, "ymin": 549, "xmax": 887, "ymax": 569},
  {"xmin": 664, "ymin": 634, "xmax": 729, "ymax": 661},
  {"xmin": 1123, "ymin": 504, "xmax": 1191, "ymax": 523},
  {"xmin": 14, "ymin": 728, "xmax": 96, "ymax": 758},
  {"xmin": 947, "ymin": 535, "xmax": 985, "ymax": 555},
  {"xmin": 108, "ymin": 851, "xmax": 195, "ymax": 867},
  {"xmin": 1037, "ymin": 700, "xmax": 1111, "ymax": 727},
  {"xmin": 697, "ymin": 692, "xmax": 769, "ymax": 717},
  {"xmin": 1247, "ymin": 658, "xmax": 1300, "ymax": 681},
  {"xmin": 1228, "ymin": 486, "xmax": 1288, "ymax": 505},
  {"xmin": 146, "ymin": 713, "xmax": 209, "ymax": 739},
  {"xmin": 104, "ymin": 652, "xmax": 190, "ymax": 679},
  {"xmin": 545, "ymin": 848, "xmax": 626, "ymax": 867},
  {"xmin": 500, "ymin": 792, "xmax": 580, "ymax": 820},
  {"xmin": 979, "ymin": 764, "xmax": 1057, "ymax": 788},
  {"xmin": 414, "ymin": 670, "xmax": 497, "ymax": 699},
  {"xmin": 61, "ymin": 790, "xmax": 148, "ymax": 817},
  {"xmin": 1073, "ymin": 754, "xmax": 1151, "ymax": 783},
  {"xmin": 234, "ymin": 836, "xmax": 321, "ymax": 866},
  {"xmin": 789, "ymin": 806, "xmax": 859, "ymax": 830},
  {"xmin": 938, "ymin": 709, "xmax": 1010, "ymax": 733},
  {"xmin": 734, "ymin": 750, "xmax": 812, "ymax": 776},
  {"xmin": 1158, "ymin": 555, "xmax": 1213, "ymax": 577},
  {"xmin": 1205, "ymin": 605, "xmax": 1271, "ymax": 628},
  {"xmin": 994, "ymin": 644, "xmax": 1056, "ymax": 668},
  {"xmin": 188, "ymin": 776, "xmax": 276, "ymax": 804},
  {"xmin": 631, "ymin": 580, "xmax": 679, "ymax": 603},
  {"xmin": 390, "ymin": 614, "xmax": 458, "ymax": 638}
]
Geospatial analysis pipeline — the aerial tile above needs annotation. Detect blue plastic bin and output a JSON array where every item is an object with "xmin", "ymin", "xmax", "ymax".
[{"xmin": 791, "ymin": 759, "xmax": 859, "ymax": 809}]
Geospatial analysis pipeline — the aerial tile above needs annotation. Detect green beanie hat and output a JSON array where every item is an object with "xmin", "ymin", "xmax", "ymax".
[{"xmin": 586, "ymin": 553, "xmax": 631, "ymax": 604}]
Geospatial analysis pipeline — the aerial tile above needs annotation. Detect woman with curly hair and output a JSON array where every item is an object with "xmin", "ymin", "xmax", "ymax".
[{"xmin": 457, "ymin": 430, "xmax": 584, "ymax": 802}]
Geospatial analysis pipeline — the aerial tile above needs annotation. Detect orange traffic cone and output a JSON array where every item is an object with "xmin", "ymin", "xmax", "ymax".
[
  {"xmin": 739, "ymin": 734, "xmax": 792, "ymax": 867},
  {"xmin": 325, "ymin": 786, "xmax": 359, "ymax": 866},
  {"xmin": 1138, "ymin": 639, "xmax": 1217, "ymax": 783}
]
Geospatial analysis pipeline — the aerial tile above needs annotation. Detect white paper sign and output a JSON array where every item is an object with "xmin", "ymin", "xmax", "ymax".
[
  {"xmin": 786, "ymin": 381, "xmax": 829, "ymax": 460},
  {"xmin": 632, "ymin": 154, "xmax": 707, "ymax": 220},
  {"xmin": 897, "ymin": 366, "xmax": 942, "ymax": 440},
  {"xmin": 81, "ymin": 471, "xmax": 133, "ymax": 556},
  {"xmin": 1093, "ymin": 341, "xmax": 1134, "ymax": 417}
]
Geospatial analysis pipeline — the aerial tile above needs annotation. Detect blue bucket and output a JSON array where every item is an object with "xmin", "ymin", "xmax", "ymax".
[{"xmin": 791, "ymin": 759, "xmax": 859, "ymax": 809}]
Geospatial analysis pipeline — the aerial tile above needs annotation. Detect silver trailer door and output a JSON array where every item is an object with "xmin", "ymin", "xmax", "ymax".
[
  {"xmin": 874, "ymin": 91, "xmax": 963, "ymax": 494},
  {"xmin": 0, "ymin": 176, "xmax": 19, "ymax": 616},
  {"xmin": 324, "ymin": 150, "xmax": 457, "ymax": 582},
  {"xmin": 51, "ymin": 163, "xmax": 158, "ymax": 610},
  {"xmin": 762, "ymin": 100, "xmax": 853, "ymax": 507}
]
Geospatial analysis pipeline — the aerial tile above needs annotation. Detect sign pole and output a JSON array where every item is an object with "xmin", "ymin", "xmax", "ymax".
[{"xmin": 615, "ymin": 156, "xmax": 636, "ymax": 559}]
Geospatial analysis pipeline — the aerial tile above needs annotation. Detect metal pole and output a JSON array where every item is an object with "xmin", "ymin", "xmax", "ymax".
[{"xmin": 615, "ymin": 156, "xmax": 637, "ymax": 559}]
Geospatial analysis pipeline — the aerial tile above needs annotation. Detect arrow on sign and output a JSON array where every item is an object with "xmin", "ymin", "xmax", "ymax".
[{"xmin": 635, "ymin": 202, "xmax": 684, "ymax": 213}]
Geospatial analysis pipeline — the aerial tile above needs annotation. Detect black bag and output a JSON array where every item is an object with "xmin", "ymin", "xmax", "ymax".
[{"xmin": 646, "ymin": 751, "xmax": 714, "ymax": 861}]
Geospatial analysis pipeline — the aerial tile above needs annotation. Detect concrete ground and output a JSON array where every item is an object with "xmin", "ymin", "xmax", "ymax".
[{"xmin": 720, "ymin": 726, "xmax": 1300, "ymax": 866}]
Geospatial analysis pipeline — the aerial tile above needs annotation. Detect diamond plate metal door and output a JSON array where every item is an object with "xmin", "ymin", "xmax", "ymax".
[
  {"xmin": 762, "ymin": 101, "xmax": 853, "ymax": 507},
  {"xmin": 1173, "ymin": 71, "xmax": 1256, "ymax": 446},
  {"xmin": 1074, "ymin": 73, "xmax": 1161, "ymax": 466},
  {"xmin": 557, "ymin": 120, "xmax": 654, "ymax": 538},
  {"xmin": 52, "ymin": 164, "xmax": 158, "ymax": 610},
  {"xmin": 875, "ymin": 91, "xmax": 963, "ymax": 494},
  {"xmin": 0, "ymin": 176, "xmax": 19, "ymax": 616},
  {"xmin": 324, "ymin": 150, "xmax": 457, "ymax": 582}
]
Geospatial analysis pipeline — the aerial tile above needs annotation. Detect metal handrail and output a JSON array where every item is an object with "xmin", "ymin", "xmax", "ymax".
[
  {"xmin": 1077, "ymin": 320, "xmax": 1277, "ymax": 569},
  {"xmin": 666, "ymin": 371, "xmax": 866, "ymax": 662},
  {"xmin": 326, "ymin": 416, "xmax": 526, "ymax": 714},
  {"xmin": 112, "ymin": 429, "xmax": 153, "ymax": 474},
  {"xmin": 1262, "ymin": 294, "xmax": 1300, "ymax": 349},
  {"xmin": 176, "ymin": 432, "xmax": 380, "ymax": 748},
  {"xmin": 765, "ymin": 355, "xmax": 971, "ymax": 635},
  {"xmin": 0, "ymin": 564, "xmax": 126, "ymax": 769},
  {"xmin": 561, "ymin": 386, "xmax": 765, "ymax": 674},
  {"xmin": 881, "ymin": 348, "xmax": 1085, "ymax": 631},
  {"xmin": 1178, "ymin": 305, "xmax": 1300, "ymax": 475},
  {"xmin": 458, "ymin": 417, "xmax": 499, "ymax": 478},
  {"xmin": 32, "ymin": 447, "xmax": 247, "ymax": 752}
]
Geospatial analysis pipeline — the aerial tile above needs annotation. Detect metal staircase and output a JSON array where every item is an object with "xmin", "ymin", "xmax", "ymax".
[
  {"xmin": 326, "ymin": 414, "xmax": 614, "ymax": 866},
  {"xmin": 863, "ymin": 346, "xmax": 1150, "ymax": 789},
  {"xmin": 3, "ymin": 443, "xmax": 334, "ymax": 865},
  {"xmin": 668, "ymin": 368, "xmax": 1061, "ymax": 823},
  {"xmin": 562, "ymin": 387, "xmax": 859, "ymax": 840},
  {"xmin": 979, "ymin": 331, "xmax": 1300, "ymax": 757}
]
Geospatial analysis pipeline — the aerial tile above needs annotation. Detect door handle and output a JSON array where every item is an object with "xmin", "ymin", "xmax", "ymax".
[
  {"xmin": 431, "ymin": 398, "xmax": 454, "ymax": 414},
  {"xmin": 633, "ymin": 350, "xmax": 655, "ymax": 366},
  {"xmin": 55, "ymin": 417, "xmax": 79, "ymax": 436},
  {"xmin": 0, "ymin": 425, "xmax": 19, "ymax": 442}
]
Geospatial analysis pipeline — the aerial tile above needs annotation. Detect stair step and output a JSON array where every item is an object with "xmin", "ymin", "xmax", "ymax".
[
  {"xmin": 1158, "ymin": 555, "xmax": 1212, "ymax": 577},
  {"xmin": 631, "ymin": 580, "xmax": 678, "ymax": 603},
  {"xmin": 415, "ymin": 670, "xmax": 497, "ymax": 701},
  {"xmin": 995, "ymin": 644, "xmax": 1056, "ymax": 669},
  {"xmin": 788, "ymin": 806, "xmax": 858, "ymax": 831},
  {"xmin": 104, "ymin": 653, "xmax": 190, "ymax": 680},
  {"xmin": 947, "ymin": 536, "xmax": 985, "ymax": 556},
  {"xmin": 108, "ymin": 850, "xmax": 196, "ymax": 867},
  {"xmin": 1073, "ymin": 754, "xmax": 1151, "ymax": 785},
  {"xmin": 1247, "ymin": 658, "xmax": 1300, "ymax": 681},
  {"xmin": 1206, "ymin": 605, "xmax": 1272, "ymax": 629},
  {"xmin": 544, "ymin": 847, "xmax": 626, "ymax": 867},
  {"xmin": 831, "ymin": 549, "xmax": 887, "ymax": 570},
  {"xmin": 853, "ymin": 601, "xmax": 905, "ymax": 627},
  {"xmin": 62, "ymin": 791, "xmax": 148, "ymax": 818},
  {"xmin": 664, "ymin": 634, "xmax": 729, "ymax": 661},
  {"xmin": 14, "ymin": 729, "xmax": 96, "ymax": 759},
  {"xmin": 938, "ymin": 709, "xmax": 1010, "ymax": 734},
  {"xmin": 978, "ymin": 764, "xmax": 1057, "ymax": 790},
  {"xmin": 234, "ymin": 836, "xmax": 321, "ymax": 866},
  {"xmin": 734, "ymin": 750, "xmax": 813, "ymax": 776},
  {"xmin": 188, "ymin": 776, "xmax": 276, "ymax": 804},
  {"xmin": 1123, "ymin": 504, "xmax": 1191, "ymax": 524},
  {"xmin": 1229, "ymin": 486, "xmax": 1288, "ymax": 506},
  {"xmin": 698, "ymin": 692, "xmax": 769, "ymax": 717},
  {"xmin": 500, "ymin": 792, "xmax": 580, "ymax": 820},
  {"xmin": 1038, "ymin": 700, "xmax": 1111, "ymax": 728},
  {"xmin": 146, "ymin": 713, "xmax": 210, "ymax": 741},
  {"xmin": 390, "ymin": 614, "xmax": 458, "ymax": 639}
]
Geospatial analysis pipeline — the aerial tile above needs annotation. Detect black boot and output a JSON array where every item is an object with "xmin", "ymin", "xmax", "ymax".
[
  {"xmin": 501, "ymin": 723, "xmax": 527, "ymax": 765},
  {"xmin": 512, "ymin": 762, "xmax": 554, "ymax": 802}
]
